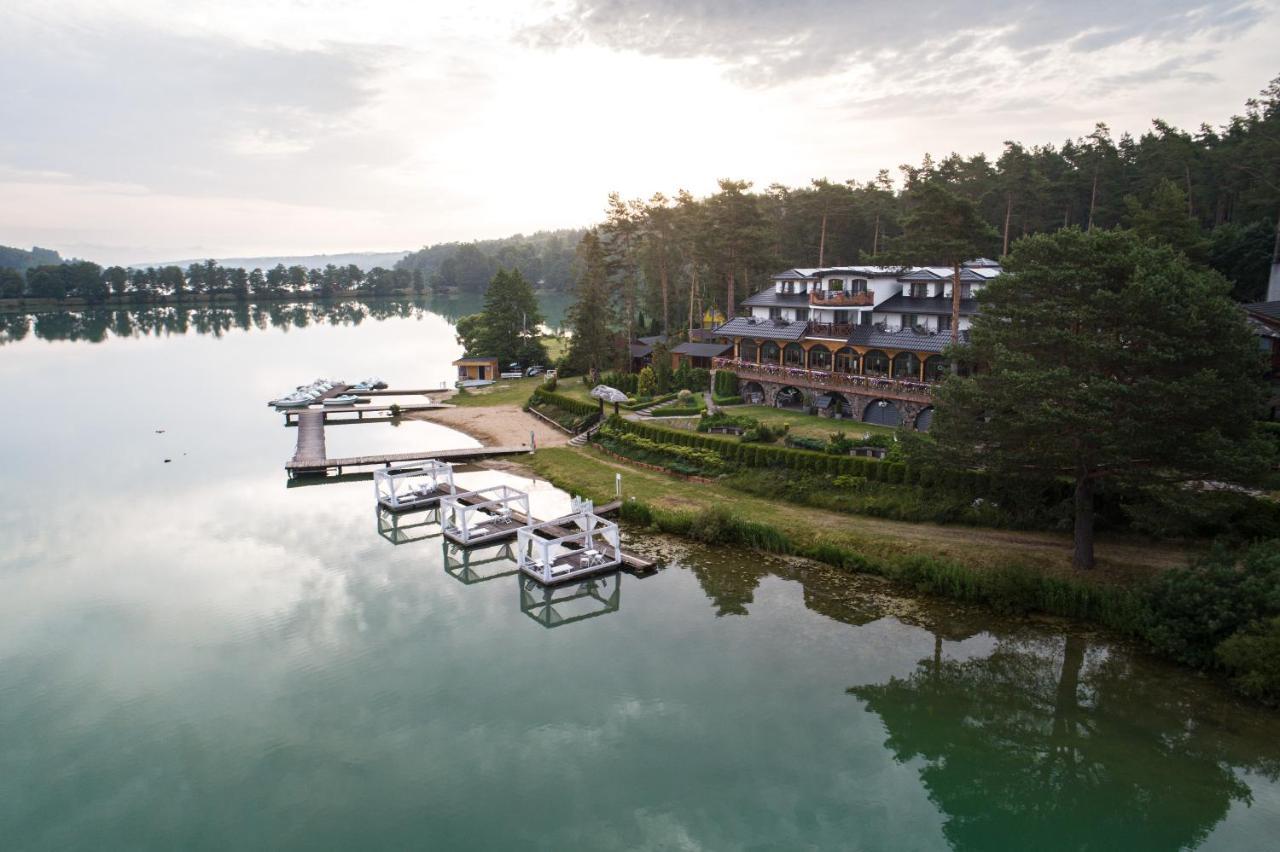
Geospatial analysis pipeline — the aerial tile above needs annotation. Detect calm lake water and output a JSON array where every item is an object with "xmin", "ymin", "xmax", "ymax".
[{"xmin": 2, "ymin": 299, "xmax": 1280, "ymax": 851}]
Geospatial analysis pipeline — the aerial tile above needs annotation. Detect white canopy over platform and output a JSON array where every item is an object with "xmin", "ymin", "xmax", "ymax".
[
  {"xmin": 441, "ymin": 485, "xmax": 531, "ymax": 546},
  {"xmin": 374, "ymin": 460, "xmax": 455, "ymax": 510},
  {"xmin": 516, "ymin": 511, "xmax": 622, "ymax": 584}
]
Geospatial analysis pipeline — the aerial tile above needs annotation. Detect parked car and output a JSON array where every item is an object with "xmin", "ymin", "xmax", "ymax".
[{"xmin": 525, "ymin": 365, "xmax": 545, "ymax": 377}]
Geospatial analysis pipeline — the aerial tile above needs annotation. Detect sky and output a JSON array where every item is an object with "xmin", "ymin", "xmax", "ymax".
[{"xmin": 1, "ymin": 0, "xmax": 1277, "ymax": 266}]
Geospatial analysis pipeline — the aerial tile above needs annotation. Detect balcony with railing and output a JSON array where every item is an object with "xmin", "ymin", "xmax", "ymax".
[
  {"xmin": 712, "ymin": 357, "xmax": 934, "ymax": 403},
  {"xmin": 809, "ymin": 290, "xmax": 874, "ymax": 307},
  {"xmin": 807, "ymin": 322, "xmax": 854, "ymax": 339}
]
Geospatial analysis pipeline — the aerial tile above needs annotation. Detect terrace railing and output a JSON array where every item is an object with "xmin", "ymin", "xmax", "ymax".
[
  {"xmin": 809, "ymin": 290, "xmax": 874, "ymax": 307},
  {"xmin": 807, "ymin": 322, "xmax": 854, "ymax": 338},
  {"xmin": 712, "ymin": 357, "xmax": 934, "ymax": 403}
]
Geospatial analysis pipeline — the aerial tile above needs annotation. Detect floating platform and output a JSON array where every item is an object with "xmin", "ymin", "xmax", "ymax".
[
  {"xmin": 440, "ymin": 485, "xmax": 532, "ymax": 546},
  {"xmin": 374, "ymin": 461, "xmax": 456, "ymax": 512},
  {"xmin": 517, "ymin": 511, "xmax": 623, "ymax": 584},
  {"xmin": 520, "ymin": 571, "xmax": 622, "ymax": 628},
  {"xmin": 375, "ymin": 505, "xmax": 442, "ymax": 545}
]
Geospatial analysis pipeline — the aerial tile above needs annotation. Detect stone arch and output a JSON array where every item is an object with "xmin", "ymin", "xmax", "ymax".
[
  {"xmin": 761, "ymin": 341, "xmax": 781, "ymax": 364},
  {"xmin": 776, "ymin": 385, "xmax": 805, "ymax": 409},
  {"xmin": 827, "ymin": 391, "xmax": 855, "ymax": 418},
  {"xmin": 864, "ymin": 350, "xmax": 890, "ymax": 377},
  {"xmin": 915, "ymin": 406, "xmax": 935, "ymax": 432},
  {"xmin": 863, "ymin": 398, "xmax": 901, "ymax": 426},
  {"xmin": 783, "ymin": 342, "xmax": 805, "ymax": 367},
  {"xmin": 741, "ymin": 381, "xmax": 766, "ymax": 405}
]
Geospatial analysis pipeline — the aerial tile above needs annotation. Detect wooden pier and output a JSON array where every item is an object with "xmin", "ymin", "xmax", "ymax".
[
  {"xmin": 287, "ymin": 445, "xmax": 528, "ymax": 476},
  {"xmin": 291, "ymin": 410, "xmax": 327, "ymax": 468},
  {"xmin": 283, "ymin": 403, "xmax": 447, "ymax": 424}
]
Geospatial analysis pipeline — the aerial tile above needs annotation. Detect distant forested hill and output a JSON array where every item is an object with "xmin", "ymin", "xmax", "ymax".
[
  {"xmin": 395, "ymin": 229, "xmax": 585, "ymax": 293},
  {"xmin": 0, "ymin": 245, "xmax": 63, "ymax": 272},
  {"xmin": 136, "ymin": 250, "xmax": 409, "ymax": 272}
]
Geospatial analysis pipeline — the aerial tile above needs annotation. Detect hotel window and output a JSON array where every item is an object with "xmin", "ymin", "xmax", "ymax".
[
  {"xmin": 794, "ymin": 308, "xmax": 809, "ymax": 321},
  {"xmin": 959, "ymin": 283, "xmax": 972, "ymax": 299},
  {"xmin": 850, "ymin": 278, "xmax": 868, "ymax": 294},
  {"xmin": 828, "ymin": 279, "xmax": 844, "ymax": 291},
  {"xmin": 769, "ymin": 307, "xmax": 783, "ymax": 320},
  {"xmin": 902, "ymin": 313, "xmax": 919, "ymax": 328},
  {"xmin": 939, "ymin": 314, "xmax": 952, "ymax": 331},
  {"xmin": 910, "ymin": 283, "xmax": 928, "ymax": 298}
]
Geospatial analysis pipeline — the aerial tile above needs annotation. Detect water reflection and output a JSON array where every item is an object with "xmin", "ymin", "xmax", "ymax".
[
  {"xmin": 519, "ymin": 572, "xmax": 622, "ymax": 629},
  {"xmin": 0, "ymin": 292, "xmax": 574, "ymax": 347},
  {"xmin": 0, "ymin": 299, "xmax": 434, "ymax": 346},
  {"xmin": 442, "ymin": 540, "xmax": 520, "ymax": 584},
  {"xmin": 375, "ymin": 506, "xmax": 442, "ymax": 546},
  {"xmin": 849, "ymin": 630, "xmax": 1280, "ymax": 852}
]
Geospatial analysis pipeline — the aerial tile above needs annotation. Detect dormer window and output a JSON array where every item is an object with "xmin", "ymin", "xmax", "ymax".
[{"xmin": 910, "ymin": 283, "xmax": 928, "ymax": 298}]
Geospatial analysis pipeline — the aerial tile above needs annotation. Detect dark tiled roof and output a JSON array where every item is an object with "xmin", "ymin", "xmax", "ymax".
[
  {"xmin": 741, "ymin": 289, "xmax": 811, "ymax": 307},
  {"xmin": 717, "ymin": 316, "xmax": 811, "ymax": 341},
  {"xmin": 875, "ymin": 294, "xmax": 979, "ymax": 316},
  {"xmin": 672, "ymin": 341, "xmax": 733, "ymax": 357},
  {"xmin": 689, "ymin": 328, "xmax": 722, "ymax": 342},
  {"xmin": 1247, "ymin": 316, "xmax": 1280, "ymax": 339},
  {"xmin": 637, "ymin": 334, "xmax": 668, "ymax": 346},
  {"xmin": 1246, "ymin": 301, "xmax": 1280, "ymax": 323},
  {"xmin": 452, "ymin": 356, "xmax": 498, "ymax": 364},
  {"xmin": 845, "ymin": 325, "xmax": 964, "ymax": 354},
  {"xmin": 809, "ymin": 265, "xmax": 903, "ymax": 278},
  {"xmin": 629, "ymin": 343, "xmax": 653, "ymax": 358},
  {"xmin": 897, "ymin": 267, "xmax": 989, "ymax": 283},
  {"xmin": 769, "ymin": 268, "xmax": 818, "ymax": 281}
]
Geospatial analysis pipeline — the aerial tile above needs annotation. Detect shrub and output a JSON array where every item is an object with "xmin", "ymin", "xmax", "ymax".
[
  {"xmin": 1216, "ymin": 617, "xmax": 1280, "ymax": 704},
  {"xmin": 677, "ymin": 389, "xmax": 693, "ymax": 404},
  {"xmin": 637, "ymin": 366, "xmax": 657, "ymax": 398},
  {"xmin": 1142, "ymin": 542, "xmax": 1280, "ymax": 669},
  {"xmin": 826, "ymin": 431, "xmax": 855, "ymax": 455}
]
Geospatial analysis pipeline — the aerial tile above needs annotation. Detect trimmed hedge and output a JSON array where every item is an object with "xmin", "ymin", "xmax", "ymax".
[
  {"xmin": 712, "ymin": 394, "xmax": 743, "ymax": 406},
  {"xmin": 530, "ymin": 387, "xmax": 599, "ymax": 418},
  {"xmin": 622, "ymin": 392, "xmax": 678, "ymax": 411}
]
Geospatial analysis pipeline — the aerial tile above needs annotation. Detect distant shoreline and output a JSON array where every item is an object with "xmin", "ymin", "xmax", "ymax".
[{"xmin": 0, "ymin": 287, "xmax": 564, "ymax": 316}]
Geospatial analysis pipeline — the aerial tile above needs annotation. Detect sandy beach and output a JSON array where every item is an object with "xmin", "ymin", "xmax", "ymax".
[{"xmin": 406, "ymin": 403, "xmax": 570, "ymax": 449}]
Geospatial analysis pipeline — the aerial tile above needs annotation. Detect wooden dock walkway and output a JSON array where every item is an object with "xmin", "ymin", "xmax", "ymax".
[
  {"xmin": 287, "ymin": 445, "xmax": 528, "ymax": 476},
  {"xmin": 291, "ymin": 410, "xmax": 327, "ymax": 467},
  {"xmin": 284, "ymin": 403, "xmax": 448, "ymax": 424}
]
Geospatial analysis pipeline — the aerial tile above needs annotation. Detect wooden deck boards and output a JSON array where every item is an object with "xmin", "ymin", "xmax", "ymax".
[{"xmin": 291, "ymin": 411, "xmax": 327, "ymax": 467}]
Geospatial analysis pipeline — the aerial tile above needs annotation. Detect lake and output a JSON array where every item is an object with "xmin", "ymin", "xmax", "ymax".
[{"xmin": 2, "ymin": 299, "xmax": 1279, "ymax": 851}]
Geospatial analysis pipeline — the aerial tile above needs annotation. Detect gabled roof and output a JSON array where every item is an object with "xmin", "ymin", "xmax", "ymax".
[
  {"xmin": 629, "ymin": 343, "xmax": 653, "ymax": 358},
  {"xmin": 770, "ymin": 268, "xmax": 819, "ymax": 281},
  {"xmin": 1245, "ymin": 301, "xmax": 1280, "ymax": 324},
  {"xmin": 637, "ymin": 334, "xmax": 669, "ymax": 346},
  {"xmin": 897, "ymin": 267, "xmax": 989, "ymax": 283},
  {"xmin": 845, "ymin": 325, "xmax": 965, "ymax": 354},
  {"xmin": 809, "ymin": 265, "xmax": 904, "ymax": 278},
  {"xmin": 716, "ymin": 316, "xmax": 810, "ymax": 341},
  {"xmin": 689, "ymin": 327, "xmax": 725, "ymax": 342},
  {"xmin": 741, "ymin": 289, "xmax": 811, "ymax": 307},
  {"xmin": 452, "ymin": 356, "xmax": 498, "ymax": 365},
  {"xmin": 672, "ymin": 341, "xmax": 733, "ymax": 357},
  {"xmin": 875, "ymin": 293, "xmax": 979, "ymax": 317}
]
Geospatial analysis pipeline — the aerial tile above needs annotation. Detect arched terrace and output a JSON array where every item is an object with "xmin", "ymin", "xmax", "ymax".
[
  {"xmin": 893, "ymin": 352, "xmax": 922, "ymax": 380},
  {"xmin": 783, "ymin": 342, "xmax": 805, "ymax": 367},
  {"xmin": 834, "ymin": 347, "xmax": 860, "ymax": 375},
  {"xmin": 807, "ymin": 345, "xmax": 832, "ymax": 370},
  {"xmin": 863, "ymin": 350, "xmax": 890, "ymax": 377}
]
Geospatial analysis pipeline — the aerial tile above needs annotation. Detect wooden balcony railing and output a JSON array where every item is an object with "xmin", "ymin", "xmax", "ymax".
[
  {"xmin": 807, "ymin": 322, "xmax": 854, "ymax": 338},
  {"xmin": 809, "ymin": 290, "xmax": 874, "ymax": 307},
  {"xmin": 712, "ymin": 357, "xmax": 934, "ymax": 402}
]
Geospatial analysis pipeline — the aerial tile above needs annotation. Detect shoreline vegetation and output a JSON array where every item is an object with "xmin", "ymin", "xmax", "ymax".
[{"xmin": 423, "ymin": 378, "xmax": 1279, "ymax": 704}]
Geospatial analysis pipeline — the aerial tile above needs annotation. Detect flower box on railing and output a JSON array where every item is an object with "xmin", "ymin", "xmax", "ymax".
[{"xmin": 712, "ymin": 358, "xmax": 934, "ymax": 400}]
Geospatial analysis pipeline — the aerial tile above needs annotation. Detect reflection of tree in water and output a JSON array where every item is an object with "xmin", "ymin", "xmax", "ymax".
[
  {"xmin": 687, "ymin": 558, "xmax": 772, "ymax": 616},
  {"xmin": 850, "ymin": 632, "xmax": 1280, "ymax": 851},
  {"xmin": 0, "ymin": 298, "xmax": 438, "ymax": 346}
]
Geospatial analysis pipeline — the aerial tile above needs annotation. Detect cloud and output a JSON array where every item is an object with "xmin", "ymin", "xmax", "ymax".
[{"xmin": 524, "ymin": 0, "xmax": 1267, "ymax": 86}]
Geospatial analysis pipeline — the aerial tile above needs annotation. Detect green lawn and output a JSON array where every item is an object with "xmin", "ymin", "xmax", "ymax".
[
  {"xmin": 522, "ymin": 447, "xmax": 1188, "ymax": 579},
  {"xmin": 541, "ymin": 334, "xmax": 568, "ymax": 363},
  {"xmin": 449, "ymin": 376, "xmax": 545, "ymax": 407},
  {"xmin": 702, "ymin": 404, "xmax": 897, "ymax": 441}
]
